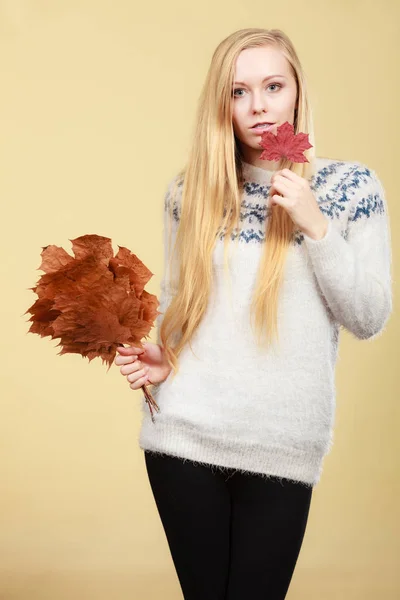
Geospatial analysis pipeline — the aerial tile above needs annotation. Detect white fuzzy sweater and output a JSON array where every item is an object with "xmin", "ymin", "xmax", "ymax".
[{"xmin": 138, "ymin": 158, "xmax": 393, "ymax": 487}]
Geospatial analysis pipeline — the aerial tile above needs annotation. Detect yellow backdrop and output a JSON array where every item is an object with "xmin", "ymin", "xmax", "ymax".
[{"xmin": 1, "ymin": 1, "xmax": 398, "ymax": 598}]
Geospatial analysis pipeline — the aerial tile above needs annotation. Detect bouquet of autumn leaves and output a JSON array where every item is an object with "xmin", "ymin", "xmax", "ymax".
[{"xmin": 24, "ymin": 234, "xmax": 162, "ymax": 421}]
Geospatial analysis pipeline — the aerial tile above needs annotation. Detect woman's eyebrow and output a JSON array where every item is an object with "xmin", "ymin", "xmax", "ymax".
[{"xmin": 233, "ymin": 74, "xmax": 287, "ymax": 85}]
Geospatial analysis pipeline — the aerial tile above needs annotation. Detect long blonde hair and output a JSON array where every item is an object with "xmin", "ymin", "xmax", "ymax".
[{"xmin": 159, "ymin": 28, "xmax": 317, "ymax": 379}]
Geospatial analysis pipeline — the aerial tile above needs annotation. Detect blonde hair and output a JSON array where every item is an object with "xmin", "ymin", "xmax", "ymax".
[{"xmin": 159, "ymin": 28, "xmax": 317, "ymax": 379}]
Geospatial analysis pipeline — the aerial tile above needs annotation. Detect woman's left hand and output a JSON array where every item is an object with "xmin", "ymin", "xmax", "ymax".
[{"xmin": 270, "ymin": 168, "xmax": 329, "ymax": 240}]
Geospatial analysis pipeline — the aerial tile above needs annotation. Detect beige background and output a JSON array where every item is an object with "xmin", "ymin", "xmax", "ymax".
[{"xmin": 1, "ymin": 1, "xmax": 398, "ymax": 598}]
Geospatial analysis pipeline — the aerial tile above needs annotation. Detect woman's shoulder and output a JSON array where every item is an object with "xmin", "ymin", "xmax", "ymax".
[
  {"xmin": 314, "ymin": 155, "xmax": 366, "ymax": 179},
  {"xmin": 314, "ymin": 156, "xmax": 384, "ymax": 193},
  {"xmin": 312, "ymin": 156, "xmax": 384, "ymax": 198}
]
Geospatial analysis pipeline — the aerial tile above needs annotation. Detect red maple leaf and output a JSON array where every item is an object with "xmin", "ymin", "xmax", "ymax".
[{"xmin": 258, "ymin": 121, "xmax": 313, "ymax": 163}]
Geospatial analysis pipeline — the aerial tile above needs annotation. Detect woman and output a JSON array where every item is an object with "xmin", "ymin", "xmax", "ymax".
[{"xmin": 115, "ymin": 28, "xmax": 393, "ymax": 600}]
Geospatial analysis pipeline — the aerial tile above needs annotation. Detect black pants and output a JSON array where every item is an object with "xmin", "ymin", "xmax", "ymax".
[{"xmin": 144, "ymin": 450, "xmax": 313, "ymax": 600}]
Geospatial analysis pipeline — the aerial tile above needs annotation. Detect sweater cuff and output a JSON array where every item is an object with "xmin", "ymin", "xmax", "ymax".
[{"xmin": 302, "ymin": 219, "xmax": 348, "ymax": 271}]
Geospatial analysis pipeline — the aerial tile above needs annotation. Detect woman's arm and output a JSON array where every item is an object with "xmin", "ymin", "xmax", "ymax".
[{"xmin": 302, "ymin": 164, "xmax": 393, "ymax": 340}]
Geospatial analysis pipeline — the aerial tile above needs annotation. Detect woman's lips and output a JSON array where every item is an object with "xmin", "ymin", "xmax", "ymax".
[{"xmin": 250, "ymin": 123, "xmax": 275, "ymax": 134}]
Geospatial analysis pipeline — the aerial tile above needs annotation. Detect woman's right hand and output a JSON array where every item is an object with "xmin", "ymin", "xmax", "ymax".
[{"xmin": 114, "ymin": 342, "xmax": 172, "ymax": 390}]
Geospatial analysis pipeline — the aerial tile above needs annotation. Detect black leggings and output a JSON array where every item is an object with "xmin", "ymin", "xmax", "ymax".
[{"xmin": 144, "ymin": 450, "xmax": 313, "ymax": 600}]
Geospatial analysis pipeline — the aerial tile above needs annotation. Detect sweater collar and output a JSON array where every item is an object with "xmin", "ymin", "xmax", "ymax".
[{"xmin": 241, "ymin": 160, "xmax": 275, "ymax": 185}]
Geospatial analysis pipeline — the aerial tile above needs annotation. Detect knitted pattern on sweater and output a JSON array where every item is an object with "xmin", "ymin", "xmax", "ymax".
[{"xmin": 138, "ymin": 157, "xmax": 393, "ymax": 487}]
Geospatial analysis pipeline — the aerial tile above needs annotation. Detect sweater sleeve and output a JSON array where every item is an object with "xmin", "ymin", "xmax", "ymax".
[
  {"xmin": 302, "ymin": 164, "xmax": 393, "ymax": 340},
  {"xmin": 156, "ymin": 176, "xmax": 180, "ymax": 347}
]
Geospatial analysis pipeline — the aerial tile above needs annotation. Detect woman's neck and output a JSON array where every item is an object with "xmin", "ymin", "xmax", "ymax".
[{"xmin": 241, "ymin": 160, "xmax": 275, "ymax": 185}]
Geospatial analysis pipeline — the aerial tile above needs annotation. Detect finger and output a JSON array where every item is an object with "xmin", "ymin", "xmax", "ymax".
[
  {"xmin": 121, "ymin": 360, "xmax": 144, "ymax": 376},
  {"xmin": 278, "ymin": 168, "xmax": 301, "ymax": 183},
  {"xmin": 115, "ymin": 354, "xmax": 137, "ymax": 366},
  {"xmin": 129, "ymin": 370, "xmax": 149, "ymax": 390},
  {"xmin": 117, "ymin": 345, "xmax": 144, "ymax": 352},
  {"xmin": 127, "ymin": 365, "xmax": 148, "ymax": 383},
  {"xmin": 269, "ymin": 193, "xmax": 288, "ymax": 209},
  {"xmin": 270, "ymin": 182, "xmax": 291, "ymax": 202},
  {"xmin": 272, "ymin": 175, "xmax": 292, "ymax": 191},
  {"xmin": 116, "ymin": 345, "xmax": 144, "ymax": 355}
]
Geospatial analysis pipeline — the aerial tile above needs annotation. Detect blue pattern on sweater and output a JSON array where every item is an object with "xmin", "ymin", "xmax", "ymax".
[{"xmin": 166, "ymin": 161, "xmax": 385, "ymax": 247}]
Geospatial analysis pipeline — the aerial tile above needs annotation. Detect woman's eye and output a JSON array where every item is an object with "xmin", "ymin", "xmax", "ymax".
[{"xmin": 232, "ymin": 83, "xmax": 282, "ymax": 97}]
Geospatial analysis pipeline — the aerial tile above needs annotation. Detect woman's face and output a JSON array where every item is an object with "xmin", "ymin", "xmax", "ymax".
[{"xmin": 232, "ymin": 45, "xmax": 298, "ymax": 170}]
